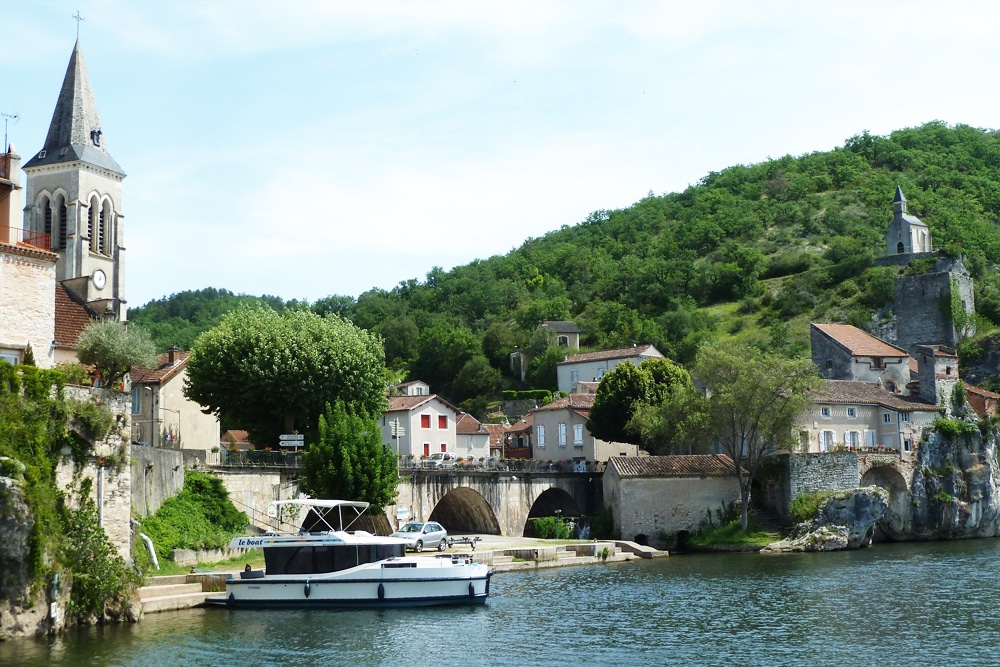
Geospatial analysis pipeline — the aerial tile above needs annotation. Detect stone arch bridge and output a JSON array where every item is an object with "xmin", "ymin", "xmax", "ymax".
[{"xmin": 212, "ymin": 466, "xmax": 604, "ymax": 537}]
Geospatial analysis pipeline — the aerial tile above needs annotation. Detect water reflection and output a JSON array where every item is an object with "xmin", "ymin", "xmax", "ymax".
[{"xmin": 4, "ymin": 540, "xmax": 1000, "ymax": 666}]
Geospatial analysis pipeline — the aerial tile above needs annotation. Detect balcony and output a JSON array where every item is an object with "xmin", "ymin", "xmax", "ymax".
[{"xmin": 0, "ymin": 225, "xmax": 51, "ymax": 251}]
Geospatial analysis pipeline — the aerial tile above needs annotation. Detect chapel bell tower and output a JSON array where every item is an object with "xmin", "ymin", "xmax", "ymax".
[{"xmin": 22, "ymin": 40, "xmax": 126, "ymax": 319}]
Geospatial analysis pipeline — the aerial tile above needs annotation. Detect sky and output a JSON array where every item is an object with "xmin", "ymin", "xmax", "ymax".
[{"xmin": 5, "ymin": 1, "xmax": 1000, "ymax": 309}]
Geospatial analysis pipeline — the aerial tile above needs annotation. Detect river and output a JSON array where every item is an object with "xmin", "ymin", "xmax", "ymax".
[{"xmin": 3, "ymin": 539, "xmax": 1000, "ymax": 666}]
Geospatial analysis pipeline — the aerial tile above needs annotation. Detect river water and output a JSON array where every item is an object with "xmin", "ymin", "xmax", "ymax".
[{"xmin": 4, "ymin": 539, "xmax": 1000, "ymax": 666}]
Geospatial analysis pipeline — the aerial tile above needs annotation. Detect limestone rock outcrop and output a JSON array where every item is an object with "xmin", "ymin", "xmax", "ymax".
[
  {"xmin": 763, "ymin": 486, "xmax": 888, "ymax": 553},
  {"xmin": 0, "ymin": 464, "xmax": 61, "ymax": 640}
]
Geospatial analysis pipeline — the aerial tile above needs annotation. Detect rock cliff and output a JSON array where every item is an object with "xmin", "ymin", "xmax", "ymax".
[
  {"xmin": 894, "ymin": 419, "xmax": 1000, "ymax": 540},
  {"xmin": 763, "ymin": 486, "xmax": 888, "ymax": 553}
]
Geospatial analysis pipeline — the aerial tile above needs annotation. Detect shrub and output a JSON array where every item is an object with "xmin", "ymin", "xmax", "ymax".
[{"xmin": 789, "ymin": 491, "xmax": 836, "ymax": 524}]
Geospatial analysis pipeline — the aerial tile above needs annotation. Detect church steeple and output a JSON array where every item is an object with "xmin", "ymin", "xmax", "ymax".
[
  {"xmin": 892, "ymin": 184, "xmax": 906, "ymax": 215},
  {"xmin": 22, "ymin": 40, "xmax": 127, "ymax": 320},
  {"xmin": 24, "ymin": 40, "xmax": 123, "ymax": 175}
]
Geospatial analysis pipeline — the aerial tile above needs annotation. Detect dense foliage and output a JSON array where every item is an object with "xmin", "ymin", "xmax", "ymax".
[
  {"xmin": 300, "ymin": 401, "xmax": 398, "ymax": 514},
  {"xmin": 0, "ymin": 362, "xmax": 139, "ymax": 620},
  {"xmin": 138, "ymin": 470, "xmax": 247, "ymax": 562},
  {"xmin": 75, "ymin": 319, "xmax": 158, "ymax": 388},
  {"xmin": 129, "ymin": 122, "xmax": 1000, "ymax": 410},
  {"xmin": 183, "ymin": 306, "xmax": 387, "ymax": 446}
]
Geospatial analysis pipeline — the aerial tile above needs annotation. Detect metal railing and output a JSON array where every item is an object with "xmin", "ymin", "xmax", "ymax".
[
  {"xmin": 220, "ymin": 449, "xmax": 305, "ymax": 468},
  {"xmin": 0, "ymin": 225, "xmax": 51, "ymax": 250},
  {"xmin": 398, "ymin": 458, "xmax": 602, "ymax": 474}
]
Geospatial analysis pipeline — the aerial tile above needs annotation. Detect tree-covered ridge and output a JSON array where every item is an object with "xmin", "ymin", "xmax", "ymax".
[{"xmin": 128, "ymin": 122, "xmax": 1000, "ymax": 408}]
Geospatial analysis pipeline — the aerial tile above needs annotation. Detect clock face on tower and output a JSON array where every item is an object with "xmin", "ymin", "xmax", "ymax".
[{"xmin": 93, "ymin": 269, "xmax": 107, "ymax": 290}]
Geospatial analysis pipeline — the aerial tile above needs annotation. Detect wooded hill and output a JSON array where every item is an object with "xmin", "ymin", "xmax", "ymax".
[{"xmin": 128, "ymin": 121, "xmax": 1000, "ymax": 412}]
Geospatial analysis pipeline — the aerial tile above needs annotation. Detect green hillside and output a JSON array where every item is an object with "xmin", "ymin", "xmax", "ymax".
[{"xmin": 128, "ymin": 121, "xmax": 1000, "ymax": 410}]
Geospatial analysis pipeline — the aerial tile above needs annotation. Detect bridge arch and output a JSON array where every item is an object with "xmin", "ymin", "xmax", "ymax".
[
  {"xmin": 861, "ymin": 465, "xmax": 910, "ymax": 540},
  {"xmin": 428, "ymin": 487, "xmax": 501, "ymax": 535}
]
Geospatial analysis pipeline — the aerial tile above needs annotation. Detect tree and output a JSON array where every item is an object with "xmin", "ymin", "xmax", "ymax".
[
  {"xmin": 301, "ymin": 400, "xmax": 398, "ymax": 514},
  {"xmin": 691, "ymin": 342, "xmax": 821, "ymax": 531},
  {"xmin": 452, "ymin": 355, "xmax": 501, "ymax": 405},
  {"xmin": 183, "ymin": 306, "xmax": 386, "ymax": 446},
  {"xmin": 588, "ymin": 358, "xmax": 693, "ymax": 446},
  {"xmin": 409, "ymin": 325, "xmax": 481, "ymax": 399},
  {"xmin": 76, "ymin": 319, "xmax": 158, "ymax": 388}
]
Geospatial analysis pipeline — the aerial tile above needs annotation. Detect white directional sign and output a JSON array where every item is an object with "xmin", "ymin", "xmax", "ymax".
[{"xmin": 279, "ymin": 434, "xmax": 305, "ymax": 441}]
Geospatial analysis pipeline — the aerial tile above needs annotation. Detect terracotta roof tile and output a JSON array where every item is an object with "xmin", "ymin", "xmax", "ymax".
[
  {"xmin": 539, "ymin": 320, "xmax": 580, "ymax": 333},
  {"xmin": 558, "ymin": 345, "xmax": 661, "ymax": 365},
  {"xmin": 609, "ymin": 454, "xmax": 736, "ymax": 478},
  {"xmin": 387, "ymin": 394, "xmax": 460, "ymax": 414},
  {"xmin": 54, "ymin": 282, "xmax": 97, "ymax": 348},
  {"xmin": 130, "ymin": 350, "xmax": 190, "ymax": 384},
  {"xmin": 811, "ymin": 380, "xmax": 941, "ymax": 413},
  {"xmin": 812, "ymin": 323, "xmax": 908, "ymax": 357},
  {"xmin": 965, "ymin": 383, "xmax": 999, "ymax": 400},
  {"xmin": 530, "ymin": 393, "xmax": 597, "ymax": 413},
  {"xmin": 455, "ymin": 412, "xmax": 486, "ymax": 435}
]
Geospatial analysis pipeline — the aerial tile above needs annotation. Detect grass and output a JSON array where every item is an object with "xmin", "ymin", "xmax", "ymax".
[
  {"xmin": 688, "ymin": 518, "xmax": 778, "ymax": 548},
  {"xmin": 144, "ymin": 550, "xmax": 266, "ymax": 579}
]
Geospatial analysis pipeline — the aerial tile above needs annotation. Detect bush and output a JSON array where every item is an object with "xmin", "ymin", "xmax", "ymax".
[
  {"xmin": 789, "ymin": 491, "xmax": 836, "ymax": 524},
  {"xmin": 527, "ymin": 515, "xmax": 572, "ymax": 539},
  {"xmin": 589, "ymin": 505, "xmax": 617, "ymax": 540}
]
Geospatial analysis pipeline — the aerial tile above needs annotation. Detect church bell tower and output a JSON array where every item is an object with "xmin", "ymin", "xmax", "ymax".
[{"xmin": 22, "ymin": 40, "xmax": 126, "ymax": 319}]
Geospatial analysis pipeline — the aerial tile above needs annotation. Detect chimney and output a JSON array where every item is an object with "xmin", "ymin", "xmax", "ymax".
[{"xmin": 168, "ymin": 345, "xmax": 180, "ymax": 365}]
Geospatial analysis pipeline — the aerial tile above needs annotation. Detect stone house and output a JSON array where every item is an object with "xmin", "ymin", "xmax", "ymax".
[
  {"xmin": 381, "ymin": 394, "xmax": 459, "ymax": 459},
  {"xmin": 454, "ymin": 412, "xmax": 494, "ymax": 461},
  {"xmin": 528, "ymin": 393, "xmax": 638, "ymax": 463},
  {"xmin": 603, "ymin": 455, "xmax": 740, "ymax": 546},
  {"xmin": 503, "ymin": 415, "xmax": 533, "ymax": 459},
  {"xmin": 803, "ymin": 380, "xmax": 941, "ymax": 459},
  {"xmin": 393, "ymin": 380, "xmax": 430, "ymax": 396},
  {"xmin": 129, "ymin": 346, "xmax": 221, "ymax": 455},
  {"xmin": 811, "ymin": 323, "xmax": 910, "ymax": 393},
  {"xmin": 539, "ymin": 319, "xmax": 580, "ymax": 349},
  {"xmin": 556, "ymin": 344, "xmax": 664, "ymax": 394}
]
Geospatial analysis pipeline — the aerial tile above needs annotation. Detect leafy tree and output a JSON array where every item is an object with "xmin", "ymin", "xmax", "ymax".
[
  {"xmin": 588, "ymin": 358, "xmax": 693, "ymax": 446},
  {"xmin": 301, "ymin": 400, "xmax": 398, "ymax": 514},
  {"xmin": 452, "ymin": 355, "xmax": 502, "ymax": 405},
  {"xmin": 76, "ymin": 319, "xmax": 158, "ymax": 388},
  {"xmin": 525, "ymin": 346, "xmax": 563, "ymax": 391},
  {"xmin": 690, "ymin": 342, "xmax": 821, "ymax": 531},
  {"xmin": 409, "ymin": 325, "xmax": 482, "ymax": 399},
  {"xmin": 184, "ymin": 306, "xmax": 386, "ymax": 446}
]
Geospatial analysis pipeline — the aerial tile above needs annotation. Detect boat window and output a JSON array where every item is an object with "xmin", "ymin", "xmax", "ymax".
[{"xmin": 264, "ymin": 543, "xmax": 405, "ymax": 575}]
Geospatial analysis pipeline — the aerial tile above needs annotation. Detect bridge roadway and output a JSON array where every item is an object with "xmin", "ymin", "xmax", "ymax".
[{"xmin": 211, "ymin": 465, "xmax": 605, "ymax": 537}]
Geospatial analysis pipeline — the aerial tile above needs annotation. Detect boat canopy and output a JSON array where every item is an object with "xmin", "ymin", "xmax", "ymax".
[{"xmin": 272, "ymin": 499, "xmax": 371, "ymax": 534}]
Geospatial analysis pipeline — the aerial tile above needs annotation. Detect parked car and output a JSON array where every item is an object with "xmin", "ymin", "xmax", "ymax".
[
  {"xmin": 391, "ymin": 521, "xmax": 449, "ymax": 552},
  {"xmin": 423, "ymin": 452, "xmax": 458, "ymax": 468}
]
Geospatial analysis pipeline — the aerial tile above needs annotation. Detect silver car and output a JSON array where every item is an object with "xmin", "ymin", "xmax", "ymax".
[{"xmin": 391, "ymin": 521, "xmax": 448, "ymax": 552}]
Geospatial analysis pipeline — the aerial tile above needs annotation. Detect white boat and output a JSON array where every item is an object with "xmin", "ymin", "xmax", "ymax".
[{"xmin": 208, "ymin": 499, "xmax": 492, "ymax": 608}]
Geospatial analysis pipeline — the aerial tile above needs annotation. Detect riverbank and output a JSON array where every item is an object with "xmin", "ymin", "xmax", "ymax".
[{"xmin": 135, "ymin": 535, "xmax": 667, "ymax": 614}]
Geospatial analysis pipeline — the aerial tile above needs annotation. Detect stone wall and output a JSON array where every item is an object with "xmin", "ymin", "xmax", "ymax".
[
  {"xmin": 130, "ymin": 446, "xmax": 185, "ymax": 518},
  {"xmin": 610, "ymin": 476, "xmax": 740, "ymax": 546},
  {"xmin": 788, "ymin": 452, "xmax": 859, "ymax": 501},
  {"xmin": 0, "ymin": 246, "xmax": 56, "ymax": 368},
  {"xmin": 57, "ymin": 387, "xmax": 133, "ymax": 561},
  {"xmin": 213, "ymin": 468, "xmax": 300, "ymax": 529}
]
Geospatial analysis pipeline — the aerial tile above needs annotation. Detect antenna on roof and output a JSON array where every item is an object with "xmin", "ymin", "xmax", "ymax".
[{"xmin": 0, "ymin": 112, "xmax": 18, "ymax": 152}]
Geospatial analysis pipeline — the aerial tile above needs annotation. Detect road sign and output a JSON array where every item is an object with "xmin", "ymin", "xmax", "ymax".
[{"xmin": 279, "ymin": 434, "xmax": 305, "ymax": 441}]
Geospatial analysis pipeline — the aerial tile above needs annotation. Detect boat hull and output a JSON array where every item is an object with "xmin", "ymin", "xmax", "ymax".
[{"xmin": 213, "ymin": 560, "xmax": 492, "ymax": 609}]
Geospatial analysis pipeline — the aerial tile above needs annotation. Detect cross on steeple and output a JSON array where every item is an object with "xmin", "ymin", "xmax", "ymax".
[{"xmin": 73, "ymin": 11, "xmax": 84, "ymax": 39}]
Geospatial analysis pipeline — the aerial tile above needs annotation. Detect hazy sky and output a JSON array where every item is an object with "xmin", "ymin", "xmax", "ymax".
[{"xmin": 6, "ymin": 1, "xmax": 1000, "ymax": 309}]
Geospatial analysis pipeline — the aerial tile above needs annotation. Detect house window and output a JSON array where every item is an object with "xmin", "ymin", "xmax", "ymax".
[
  {"xmin": 819, "ymin": 430, "xmax": 834, "ymax": 452},
  {"xmin": 901, "ymin": 413, "xmax": 910, "ymax": 423},
  {"xmin": 865, "ymin": 430, "xmax": 876, "ymax": 448},
  {"xmin": 421, "ymin": 414, "xmax": 431, "ymax": 429},
  {"xmin": 573, "ymin": 424, "xmax": 583, "ymax": 445},
  {"xmin": 885, "ymin": 381, "xmax": 896, "ymax": 393},
  {"xmin": 845, "ymin": 431, "xmax": 860, "ymax": 448},
  {"xmin": 903, "ymin": 439, "xmax": 912, "ymax": 452},
  {"xmin": 558, "ymin": 423, "xmax": 567, "ymax": 447},
  {"xmin": 440, "ymin": 443, "xmax": 447, "ymax": 453},
  {"xmin": 0, "ymin": 348, "xmax": 21, "ymax": 366},
  {"xmin": 597, "ymin": 368, "xmax": 606, "ymax": 378},
  {"xmin": 847, "ymin": 407, "xmax": 857, "ymax": 419},
  {"xmin": 438, "ymin": 415, "xmax": 447, "ymax": 429},
  {"xmin": 423, "ymin": 443, "xmax": 430, "ymax": 457},
  {"xmin": 131, "ymin": 387, "xmax": 141, "ymax": 414},
  {"xmin": 571, "ymin": 370, "xmax": 579, "ymax": 386},
  {"xmin": 537, "ymin": 425, "xmax": 545, "ymax": 447},
  {"xmin": 820, "ymin": 407, "xmax": 831, "ymax": 418},
  {"xmin": 872, "ymin": 357, "xmax": 884, "ymax": 369},
  {"xmin": 882, "ymin": 413, "xmax": 892, "ymax": 424}
]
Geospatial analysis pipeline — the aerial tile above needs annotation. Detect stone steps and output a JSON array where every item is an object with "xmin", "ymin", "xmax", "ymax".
[{"xmin": 136, "ymin": 574, "xmax": 231, "ymax": 614}]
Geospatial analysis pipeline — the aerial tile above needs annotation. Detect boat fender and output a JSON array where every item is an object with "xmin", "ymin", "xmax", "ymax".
[
  {"xmin": 469, "ymin": 582, "xmax": 475, "ymax": 598},
  {"xmin": 228, "ymin": 592, "xmax": 234, "ymax": 602},
  {"xmin": 304, "ymin": 580, "xmax": 311, "ymax": 598},
  {"xmin": 485, "ymin": 572, "xmax": 492, "ymax": 596},
  {"xmin": 378, "ymin": 583, "xmax": 385, "ymax": 600}
]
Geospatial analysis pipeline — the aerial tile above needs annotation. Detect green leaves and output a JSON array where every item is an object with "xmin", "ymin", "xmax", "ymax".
[
  {"xmin": 301, "ymin": 401, "xmax": 398, "ymax": 514},
  {"xmin": 76, "ymin": 319, "xmax": 158, "ymax": 389},
  {"xmin": 184, "ymin": 306, "xmax": 386, "ymax": 446}
]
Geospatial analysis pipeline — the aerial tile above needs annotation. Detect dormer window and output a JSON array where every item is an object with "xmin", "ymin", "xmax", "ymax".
[
  {"xmin": 821, "ymin": 407, "xmax": 831, "ymax": 418},
  {"xmin": 91, "ymin": 128, "xmax": 102, "ymax": 147},
  {"xmin": 37, "ymin": 150, "xmax": 47, "ymax": 159}
]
